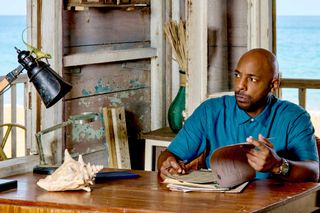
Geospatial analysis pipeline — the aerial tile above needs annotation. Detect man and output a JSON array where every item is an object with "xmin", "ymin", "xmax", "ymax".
[{"xmin": 158, "ymin": 48, "xmax": 319, "ymax": 182}]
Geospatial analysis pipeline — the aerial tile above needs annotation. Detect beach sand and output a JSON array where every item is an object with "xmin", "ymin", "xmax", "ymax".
[
  {"xmin": 310, "ymin": 111, "xmax": 320, "ymax": 137},
  {"xmin": 2, "ymin": 104, "xmax": 25, "ymax": 158}
]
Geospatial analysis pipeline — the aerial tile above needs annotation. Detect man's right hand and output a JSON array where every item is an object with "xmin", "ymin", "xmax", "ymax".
[{"xmin": 157, "ymin": 150, "xmax": 186, "ymax": 180}]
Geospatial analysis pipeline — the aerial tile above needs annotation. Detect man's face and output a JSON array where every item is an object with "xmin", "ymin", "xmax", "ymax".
[{"xmin": 233, "ymin": 54, "xmax": 276, "ymax": 117}]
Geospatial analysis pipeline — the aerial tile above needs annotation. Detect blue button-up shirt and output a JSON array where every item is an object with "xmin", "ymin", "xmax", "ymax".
[{"xmin": 168, "ymin": 95, "xmax": 319, "ymax": 179}]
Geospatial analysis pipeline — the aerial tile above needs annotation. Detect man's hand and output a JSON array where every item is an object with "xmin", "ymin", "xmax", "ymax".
[
  {"xmin": 246, "ymin": 134, "xmax": 282, "ymax": 173},
  {"xmin": 157, "ymin": 150, "xmax": 186, "ymax": 180}
]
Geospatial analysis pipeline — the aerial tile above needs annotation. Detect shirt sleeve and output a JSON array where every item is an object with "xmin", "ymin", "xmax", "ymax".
[
  {"xmin": 287, "ymin": 111, "xmax": 319, "ymax": 162},
  {"xmin": 168, "ymin": 101, "xmax": 210, "ymax": 162}
]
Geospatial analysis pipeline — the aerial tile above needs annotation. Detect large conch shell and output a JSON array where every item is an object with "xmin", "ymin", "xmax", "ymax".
[{"xmin": 37, "ymin": 149, "xmax": 103, "ymax": 192}]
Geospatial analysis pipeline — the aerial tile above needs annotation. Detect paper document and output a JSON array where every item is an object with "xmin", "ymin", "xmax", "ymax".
[{"xmin": 163, "ymin": 143, "xmax": 256, "ymax": 192}]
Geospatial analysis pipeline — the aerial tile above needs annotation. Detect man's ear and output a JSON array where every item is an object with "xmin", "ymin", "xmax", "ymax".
[{"xmin": 270, "ymin": 78, "xmax": 280, "ymax": 93}]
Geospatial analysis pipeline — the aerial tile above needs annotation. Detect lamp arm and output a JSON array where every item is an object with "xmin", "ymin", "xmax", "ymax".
[
  {"xmin": 35, "ymin": 119, "xmax": 73, "ymax": 165},
  {"xmin": 0, "ymin": 65, "xmax": 24, "ymax": 94}
]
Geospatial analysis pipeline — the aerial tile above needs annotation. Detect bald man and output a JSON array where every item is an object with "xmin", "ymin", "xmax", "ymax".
[{"xmin": 158, "ymin": 48, "xmax": 319, "ymax": 182}]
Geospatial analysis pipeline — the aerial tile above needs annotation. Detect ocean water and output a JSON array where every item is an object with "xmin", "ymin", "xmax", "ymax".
[
  {"xmin": 277, "ymin": 16, "xmax": 320, "ymax": 111},
  {"xmin": 0, "ymin": 15, "xmax": 26, "ymax": 105},
  {"xmin": 0, "ymin": 16, "xmax": 26, "ymax": 74}
]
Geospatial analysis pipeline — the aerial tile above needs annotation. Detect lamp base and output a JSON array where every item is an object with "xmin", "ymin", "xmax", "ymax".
[{"xmin": 33, "ymin": 165, "xmax": 59, "ymax": 175}]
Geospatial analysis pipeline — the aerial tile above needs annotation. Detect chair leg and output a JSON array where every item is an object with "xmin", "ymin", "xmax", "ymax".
[{"xmin": 0, "ymin": 147, "xmax": 7, "ymax": 160}]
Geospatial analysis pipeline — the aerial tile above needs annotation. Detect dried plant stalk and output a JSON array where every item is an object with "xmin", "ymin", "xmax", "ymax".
[{"xmin": 164, "ymin": 20, "xmax": 187, "ymax": 72}]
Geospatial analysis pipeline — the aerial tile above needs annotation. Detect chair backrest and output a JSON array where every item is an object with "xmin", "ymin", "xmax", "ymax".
[
  {"xmin": 0, "ymin": 123, "xmax": 26, "ymax": 161},
  {"xmin": 316, "ymin": 136, "xmax": 320, "ymax": 161}
]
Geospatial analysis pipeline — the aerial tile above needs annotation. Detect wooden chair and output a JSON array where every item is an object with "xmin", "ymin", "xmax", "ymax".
[{"xmin": 0, "ymin": 123, "xmax": 26, "ymax": 160}]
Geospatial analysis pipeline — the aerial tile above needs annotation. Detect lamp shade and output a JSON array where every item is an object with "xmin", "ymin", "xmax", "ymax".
[{"xmin": 17, "ymin": 49, "xmax": 72, "ymax": 108}]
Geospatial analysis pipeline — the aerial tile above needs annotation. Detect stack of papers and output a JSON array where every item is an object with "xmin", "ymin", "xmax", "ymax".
[
  {"xmin": 164, "ymin": 170, "xmax": 249, "ymax": 193},
  {"xmin": 163, "ymin": 143, "xmax": 257, "ymax": 193}
]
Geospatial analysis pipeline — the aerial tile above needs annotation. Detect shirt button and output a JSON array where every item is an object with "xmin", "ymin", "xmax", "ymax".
[{"xmin": 250, "ymin": 118, "xmax": 255, "ymax": 122}]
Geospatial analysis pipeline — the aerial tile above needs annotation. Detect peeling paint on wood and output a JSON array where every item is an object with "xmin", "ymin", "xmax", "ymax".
[
  {"xmin": 65, "ymin": 61, "xmax": 150, "ymax": 99},
  {"xmin": 95, "ymin": 79, "xmax": 113, "ymax": 94},
  {"xmin": 64, "ymin": 89, "xmax": 150, "ymax": 164},
  {"xmin": 72, "ymin": 124, "xmax": 105, "ymax": 142}
]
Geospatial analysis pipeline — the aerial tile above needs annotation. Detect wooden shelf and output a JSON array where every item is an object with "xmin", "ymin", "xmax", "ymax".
[
  {"xmin": 67, "ymin": 3, "xmax": 148, "ymax": 11},
  {"xmin": 63, "ymin": 47, "xmax": 157, "ymax": 67}
]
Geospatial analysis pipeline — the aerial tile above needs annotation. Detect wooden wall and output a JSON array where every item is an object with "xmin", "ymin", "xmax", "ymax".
[
  {"xmin": 207, "ymin": 0, "xmax": 247, "ymax": 93},
  {"xmin": 62, "ymin": 6, "xmax": 151, "ymax": 169}
]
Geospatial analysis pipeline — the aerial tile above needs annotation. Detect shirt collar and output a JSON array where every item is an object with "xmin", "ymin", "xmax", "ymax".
[{"xmin": 236, "ymin": 95, "xmax": 276, "ymax": 127}]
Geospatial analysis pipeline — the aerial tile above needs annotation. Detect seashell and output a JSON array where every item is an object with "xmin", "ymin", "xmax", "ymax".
[{"xmin": 37, "ymin": 149, "xmax": 103, "ymax": 192}]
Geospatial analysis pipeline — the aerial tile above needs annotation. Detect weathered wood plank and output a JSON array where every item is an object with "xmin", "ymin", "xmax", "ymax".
[
  {"xmin": 281, "ymin": 79, "xmax": 320, "ymax": 89},
  {"xmin": 0, "ymin": 155, "xmax": 38, "ymax": 178},
  {"xmin": 109, "ymin": 107, "xmax": 131, "ymax": 169},
  {"xmin": 63, "ymin": 9, "xmax": 150, "ymax": 47},
  {"xmin": 64, "ymin": 61, "xmax": 150, "ymax": 100},
  {"xmin": 186, "ymin": 0, "xmax": 208, "ymax": 117},
  {"xmin": 103, "ymin": 107, "xmax": 118, "ymax": 168},
  {"xmin": 247, "ymin": 0, "xmax": 273, "ymax": 50},
  {"xmin": 150, "ymin": 0, "xmax": 166, "ymax": 130},
  {"xmin": 63, "ymin": 47, "xmax": 156, "ymax": 67},
  {"xmin": 41, "ymin": 0, "xmax": 64, "ymax": 165}
]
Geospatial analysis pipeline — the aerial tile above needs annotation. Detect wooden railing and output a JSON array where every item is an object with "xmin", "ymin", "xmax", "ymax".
[
  {"xmin": 280, "ymin": 78, "xmax": 320, "ymax": 109},
  {"xmin": 0, "ymin": 74, "xmax": 28, "ymax": 159}
]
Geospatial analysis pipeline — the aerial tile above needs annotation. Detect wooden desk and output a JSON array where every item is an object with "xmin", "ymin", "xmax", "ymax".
[
  {"xmin": 0, "ymin": 170, "xmax": 319, "ymax": 212},
  {"xmin": 142, "ymin": 127, "xmax": 176, "ymax": 171}
]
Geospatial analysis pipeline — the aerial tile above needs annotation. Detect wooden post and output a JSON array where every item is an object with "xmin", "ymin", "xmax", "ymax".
[
  {"xmin": 247, "ymin": 0, "xmax": 273, "ymax": 50},
  {"xmin": 185, "ymin": 0, "xmax": 208, "ymax": 117}
]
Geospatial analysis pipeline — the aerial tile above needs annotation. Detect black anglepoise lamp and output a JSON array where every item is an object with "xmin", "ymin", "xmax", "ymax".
[
  {"xmin": 0, "ymin": 47, "xmax": 72, "ymax": 191},
  {"xmin": 16, "ymin": 47, "xmax": 72, "ymax": 107},
  {"xmin": 0, "ymin": 48, "xmax": 72, "ymax": 107}
]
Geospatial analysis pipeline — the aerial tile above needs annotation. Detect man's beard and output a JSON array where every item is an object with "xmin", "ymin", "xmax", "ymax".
[{"xmin": 235, "ymin": 91, "xmax": 269, "ymax": 113}]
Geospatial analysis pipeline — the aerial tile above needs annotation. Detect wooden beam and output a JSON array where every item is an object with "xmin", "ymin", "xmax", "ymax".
[
  {"xmin": 151, "ymin": 0, "xmax": 166, "ymax": 129},
  {"xmin": 280, "ymin": 79, "xmax": 320, "ymax": 89},
  {"xmin": 63, "ymin": 47, "xmax": 157, "ymax": 67},
  {"xmin": 41, "ymin": 0, "xmax": 64, "ymax": 164},
  {"xmin": 247, "ymin": 0, "xmax": 273, "ymax": 50},
  {"xmin": 185, "ymin": 0, "xmax": 208, "ymax": 117}
]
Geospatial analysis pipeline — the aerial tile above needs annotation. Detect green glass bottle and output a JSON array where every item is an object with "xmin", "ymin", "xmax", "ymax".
[{"xmin": 168, "ymin": 71, "xmax": 186, "ymax": 133}]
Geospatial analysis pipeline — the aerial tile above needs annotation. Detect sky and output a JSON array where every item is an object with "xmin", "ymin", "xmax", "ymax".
[
  {"xmin": 0, "ymin": 0, "xmax": 320, "ymax": 16},
  {"xmin": 277, "ymin": 0, "xmax": 320, "ymax": 16},
  {"xmin": 0, "ymin": 1, "xmax": 26, "ymax": 15}
]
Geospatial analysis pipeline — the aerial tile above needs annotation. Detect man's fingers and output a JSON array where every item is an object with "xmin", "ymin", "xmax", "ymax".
[
  {"xmin": 160, "ymin": 157, "xmax": 186, "ymax": 180},
  {"xmin": 247, "ymin": 135, "xmax": 274, "ymax": 152},
  {"xmin": 258, "ymin": 134, "xmax": 274, "ymax": 148},
  {"xmin": 170, "ymin": 160, "xmax": 183, "ymax": 172},
  {"xmin": 246, "ymin": 136, "xmax": 263, "ymax": 151}
]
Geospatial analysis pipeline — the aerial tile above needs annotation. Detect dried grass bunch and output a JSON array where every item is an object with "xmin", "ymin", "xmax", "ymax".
[{"xmin": 164, "ymin": 20, "xmax": 187, "ymax": 72}]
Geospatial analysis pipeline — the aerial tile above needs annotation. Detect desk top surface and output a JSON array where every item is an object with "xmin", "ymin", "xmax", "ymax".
[{"xmin": 0, "ymin": 169, "xmax": 319, "ymax": 212}]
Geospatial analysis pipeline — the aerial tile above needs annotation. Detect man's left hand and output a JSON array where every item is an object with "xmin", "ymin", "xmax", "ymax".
[{"xmin": 246, "ymin": 134, "xmax": 282, "ymax": 173}]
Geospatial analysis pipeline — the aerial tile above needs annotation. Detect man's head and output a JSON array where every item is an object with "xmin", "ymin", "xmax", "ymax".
[{"xmin": 234, "ymin": 48, "xmax": 279, "ymax": 117}]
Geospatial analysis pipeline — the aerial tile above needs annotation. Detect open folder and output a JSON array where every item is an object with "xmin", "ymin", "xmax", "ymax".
[{"xmin": 164, "ymin": 143, "xmax": 256, "ymax": 192}]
